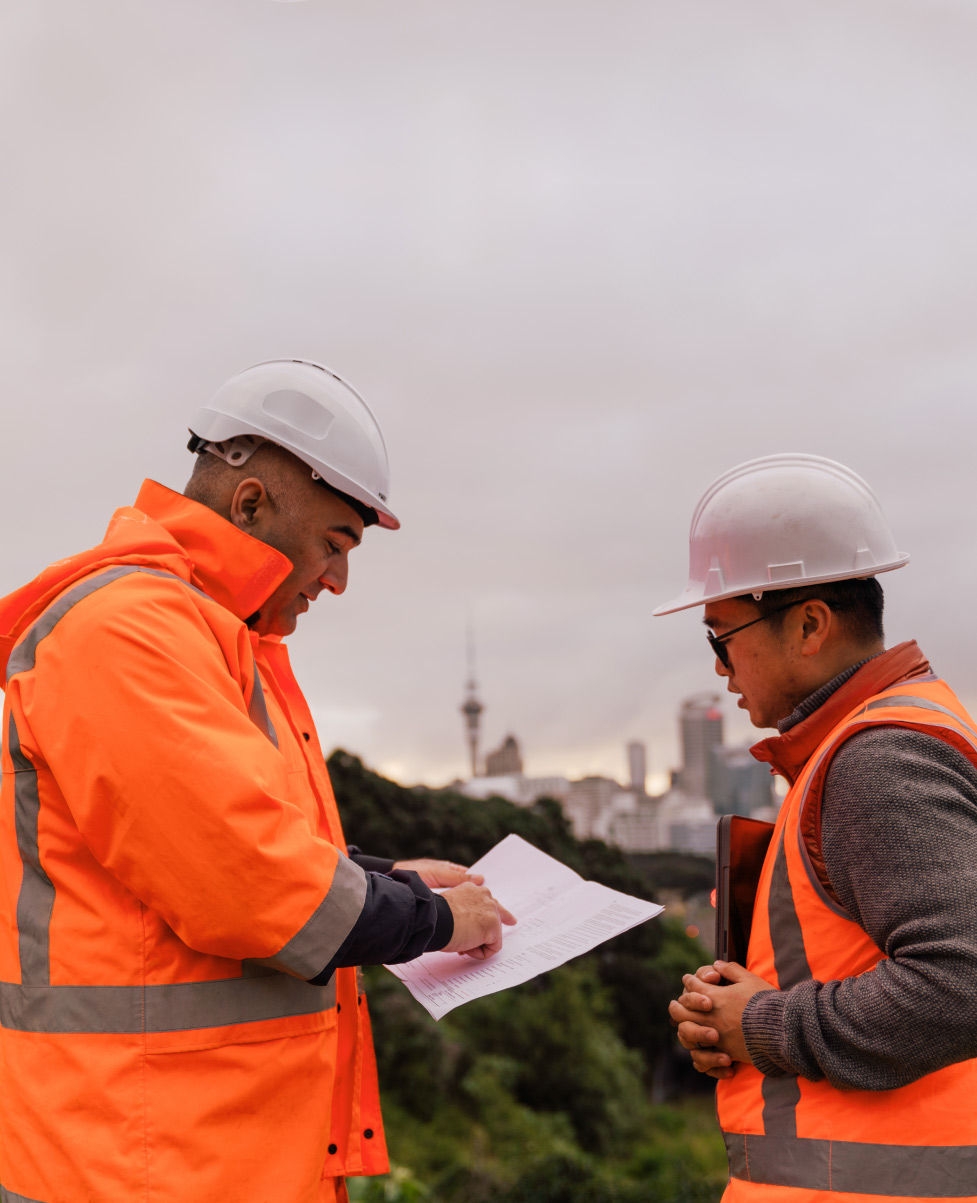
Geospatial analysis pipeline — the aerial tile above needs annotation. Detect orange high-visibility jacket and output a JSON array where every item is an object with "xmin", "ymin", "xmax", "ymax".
[
  {"xmin": 719, "ymin": 673, "xmax": 977, "ymax": 1203},
  {"xmin": 0, "ymin": 481, "xmax": 389, "ymax": 1202}
]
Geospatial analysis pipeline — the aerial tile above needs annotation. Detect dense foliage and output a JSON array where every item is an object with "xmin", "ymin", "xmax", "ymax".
[{"xmin": 329, "ymin": 752, "xmax": 727, "ymax": 1203}]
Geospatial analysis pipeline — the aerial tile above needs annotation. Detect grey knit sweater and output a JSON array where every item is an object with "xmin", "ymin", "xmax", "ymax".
[{"xmin": 742, "ymin": 660, "xmax": 977, "ymax": 1091}]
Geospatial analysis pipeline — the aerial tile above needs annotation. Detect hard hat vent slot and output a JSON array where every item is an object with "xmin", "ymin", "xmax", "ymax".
[
  {"xmin": 853, "ymin": 546, "xmax": 875, "ymax": 570},
  {"xmin": 262, "ymin": 390, "xmax": 335, "ymax": 440},
  {"xmin": 704, "ymin": 560, "xmax": 725, "ymax": 595},
  {"xmin": 768, "ymin": 561, "xmax": 804, "ymax": 583}
]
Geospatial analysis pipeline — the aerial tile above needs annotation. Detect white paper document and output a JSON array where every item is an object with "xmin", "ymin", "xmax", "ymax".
[{"xmin": 386, "ymin": 833, "xmax": 664, "ymax": 1020}]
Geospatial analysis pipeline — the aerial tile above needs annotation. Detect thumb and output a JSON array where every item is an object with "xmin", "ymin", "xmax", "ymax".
[{"xmin": 713, "ymin": 960, "xmax": 750, "ymax": 982}]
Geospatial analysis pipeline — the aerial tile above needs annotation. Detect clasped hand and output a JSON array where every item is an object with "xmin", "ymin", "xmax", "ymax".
[{"xmin": 667, "ymin": 960, "xmax": 775, "ymax": 1079}]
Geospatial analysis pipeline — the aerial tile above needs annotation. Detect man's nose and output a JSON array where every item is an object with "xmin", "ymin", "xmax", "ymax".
[{"xmin": 320, "ymin": 554, "xmax": 349, "ymax": 596}]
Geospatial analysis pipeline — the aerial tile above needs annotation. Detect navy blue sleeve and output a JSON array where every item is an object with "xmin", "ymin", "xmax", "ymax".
[
  {"xmin": 308, "ymin": 869, "xmax": 454, "ymax": 983},
  {"xmin": 346, "ymin": 845, "xmax": 396, "ymax": 875}
]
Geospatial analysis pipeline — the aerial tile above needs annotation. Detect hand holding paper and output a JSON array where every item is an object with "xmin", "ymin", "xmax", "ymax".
[
  {"xmin": 387, "ymin": 834, "xmax": 664, "ymax": 1019},
  {"xmin": 440, "ymin": 880, "xmax": 517, "ymax": 959}
]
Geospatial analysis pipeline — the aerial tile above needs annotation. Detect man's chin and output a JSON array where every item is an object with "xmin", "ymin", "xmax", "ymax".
[{"xmin": 252, "ymin": 611, "xmax": 299, "ymax": 638}]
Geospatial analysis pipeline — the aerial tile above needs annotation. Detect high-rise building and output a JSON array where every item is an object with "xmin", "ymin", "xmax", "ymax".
[
  {"xmin": 674, "ymin": 694, "xmax": 723, "ymax": 799},
  {"xmin": 627, "ymin": 740, "xmax": 647, "ymax": 794}
]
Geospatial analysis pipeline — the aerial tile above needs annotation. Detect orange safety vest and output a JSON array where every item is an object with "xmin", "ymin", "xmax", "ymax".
[
  {"xmin": 719, "ymin": 675, "xmax": 977, "ymax": 1202},
  {"xmin": 0, "ymin": 482, "xmax": 388, "ymax": 1202}
]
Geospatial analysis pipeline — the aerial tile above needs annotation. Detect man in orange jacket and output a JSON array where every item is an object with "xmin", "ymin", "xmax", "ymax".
[
  {"xmin": 660, "ymin": 455, "xmax": 977, "ymax": 1203},
  {"xmin": 0, "ymin": 360, "xmax": 514, "ymax": 1203}
]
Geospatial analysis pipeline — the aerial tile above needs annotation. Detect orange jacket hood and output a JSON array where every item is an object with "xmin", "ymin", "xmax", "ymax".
[{"xmin": 0, "ymin": 479, "xmax": 292, "ymax": 680}]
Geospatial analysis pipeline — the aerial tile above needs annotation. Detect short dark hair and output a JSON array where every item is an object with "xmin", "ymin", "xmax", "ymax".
[
  {"xmin": 317, "ymin": 480, "xmax": 379, "ymax": 528},
  {"xmin": 187, "ymin": 437, "xmax": 380, "ymax": 529},
  {"xmin": 747, "ymin": 577, "xmax": 885, "ymax": 643}
]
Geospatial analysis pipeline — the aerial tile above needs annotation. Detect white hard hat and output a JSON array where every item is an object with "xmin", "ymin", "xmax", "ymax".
[
  {"xmin": 653, "ymin": 453, "xmax": 908, "ymax": 615},
  {"xmin": 188, "ymin": 359, "xmax": 399, "ymax": 530}
]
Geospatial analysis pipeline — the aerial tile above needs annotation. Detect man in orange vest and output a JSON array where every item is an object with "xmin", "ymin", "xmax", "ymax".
[
  {"xmin": 0, "ymin": 360, "xmax": 514, "ymax": 1203},
  {"xmin": 659, "ymin": 455, "xmax": 977, "ymax": 1202}
]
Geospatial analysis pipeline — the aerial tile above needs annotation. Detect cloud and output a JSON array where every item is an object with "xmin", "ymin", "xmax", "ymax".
[{"xmin": 4, "ymin": 1, "xmax": 977, "ymax": 785}]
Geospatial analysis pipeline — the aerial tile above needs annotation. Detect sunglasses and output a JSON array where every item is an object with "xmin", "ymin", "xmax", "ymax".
[{"xmin": 707, "ymin": 601, "xmax": 803, "ymax": 670}]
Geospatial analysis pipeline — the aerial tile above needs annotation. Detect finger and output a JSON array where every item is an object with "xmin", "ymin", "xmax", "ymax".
[
  {"xmin": 673, "ymin": 1020, "xmax": 717, "ymax": 1049},
  {"xmin": 696, "ymin": 963, "xmax": 723, "ymax": 983},
  {"xmin": 498, "ymin": 904, "xmax": 517, "ymax": 926},
  {"xmin": 690, "ymin": 1047, "xmax": 732, "ymax": 1072},
  {"xmin": 668, "ymin": 999, "xmax": 703, "ymax": 1026},
  {"xmin": 675, "ymin": 989, "xmax": 713, "ymax": 1012},
  {"xmin": 682, "ymin": 972, "xmax": 717, "ymax": 994},
  {"xmin": 713, "ymin": 959, "xmax": 748, "ymax": 981},
  {"xmin": 692, "ymin": 1057, "xmax": 736, "ymax": 1080},
  {"xmin": 465, "ymin": 872, "xmax": 485, "ymax": 885},
  {"xmin": 674, "ymin": 1018, "xmax": 720, "ymax": 1050},
  {"xmin": 669, "ymin": 998, "xmax": 715, "ymax": 1027},
  {"xmin": 464, "ymin": 942, "xmax": 496, "ymax": 960},
  {"xmin": 435, "ymin": 864, "xmax": 472, "ymax": 886}
]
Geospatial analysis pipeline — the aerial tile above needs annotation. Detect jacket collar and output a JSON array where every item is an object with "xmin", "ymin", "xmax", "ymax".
[
  {"xmin": 133, "ymin": 480, "xmax": 293, "ymax": 622},
  {"xmin": 750, "ymin": 640, "xmax": 933, "ymax": 785}
]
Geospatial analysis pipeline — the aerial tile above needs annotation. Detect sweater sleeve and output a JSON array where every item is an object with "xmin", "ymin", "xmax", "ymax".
[{"xmin": 743, "ymin": 726, "xmax": 977, "ymax": 1089}]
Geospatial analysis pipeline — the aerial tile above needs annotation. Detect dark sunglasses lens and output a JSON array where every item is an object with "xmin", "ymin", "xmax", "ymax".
[{"xmin": 707, "ymin": 632, "xmax": 730, "ymax": 669}]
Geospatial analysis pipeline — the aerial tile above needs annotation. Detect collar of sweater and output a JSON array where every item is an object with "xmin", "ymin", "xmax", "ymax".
[{"xmin": 750, "ymin": 641, "xmax": 932, "ymax": 786}]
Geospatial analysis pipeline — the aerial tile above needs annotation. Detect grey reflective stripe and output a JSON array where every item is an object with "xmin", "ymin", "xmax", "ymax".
[
  {"xmin": 762, "ymin": 801, "xmax": 813, "ymax": 1138},
  {"xmin": 862, "ymin": 693, "xmax": 977, "ymax": 744},
  {"xmin": 767, "ymin": 830, "xmax": 811, "ymax": 990},
  {"xmin": 725, "ymin": 1131, "xmax": 977, "ymax": 1196},
  {"xmin": 5, "ymin": 563, "xmax": 278, "ymax": 746},
  {"xmin": 7, "ymin": 714, "xmax": 53, "ymax": 986},
  {"xmin": 1, "ymin": 1186, "xmax": 47, "ymax": 1203},
  {"xmin": 761, "ymin": 831, "xmax": 807, "ymax": 1139},
  {"xmin": 6, "ymin": 565, "xmax": 184, "ymax": 681},
  {"xmin": 253, "ymin": 854, "xmax": 368, "ymax": 978},
  {"xmin": 761, "ymin": 1074, "xmax": 800, "ymax": 1139},
  {"xmin": 247, "ymin": 668, "xmax": 279, "ymax": 748},
  {"xmin": 0, "ymin": 972, "xmax": 336, "ymax": 1034}
]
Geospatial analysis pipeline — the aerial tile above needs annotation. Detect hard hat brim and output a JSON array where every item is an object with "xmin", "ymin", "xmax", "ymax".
[{"xmin": 652, "ymin": 554, "xmax": 910, "ymax": 616}]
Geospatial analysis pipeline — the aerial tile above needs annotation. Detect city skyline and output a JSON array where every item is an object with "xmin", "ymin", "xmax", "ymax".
[{"xmin": 458, "ymin": 682, "xmax": 775, "ymax": 858}]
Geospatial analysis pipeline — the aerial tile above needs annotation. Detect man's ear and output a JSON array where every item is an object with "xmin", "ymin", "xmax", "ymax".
[
  {"xmin": 229, "ymin": 478, "xmax": 269, "ymax": 530},
  {"xmin": 798, "ymin": 599, "xmax": 833, "ymax": 657}
]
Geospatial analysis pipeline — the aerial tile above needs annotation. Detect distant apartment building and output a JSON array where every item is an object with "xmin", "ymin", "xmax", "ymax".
[
  {"xmin": 484, "ymin": 734, "xmax": 523, "ymax": 777},
  {"xmin": 672, "ymin": 695, "xmax": 723, "ymax": 799}
]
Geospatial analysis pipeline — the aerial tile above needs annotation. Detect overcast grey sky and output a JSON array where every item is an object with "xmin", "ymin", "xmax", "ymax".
[{"xmin": 4, "ymin": 0, "xmax": 977, "ymax": 788}]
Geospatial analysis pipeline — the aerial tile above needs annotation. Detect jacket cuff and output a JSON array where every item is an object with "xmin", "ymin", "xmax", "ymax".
[
  {"xmin": 428, "ymin": 894, "xmax": 454, "ymax": 951},
  {"xmin": 742, "ymin": 989, "xmax": 793, "ymax": 1077}
]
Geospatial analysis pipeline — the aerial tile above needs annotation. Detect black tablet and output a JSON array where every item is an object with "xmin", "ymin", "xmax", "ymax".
[{"xmin": 715, "ymin": 814, "xmax": 775, "ymax": 965}]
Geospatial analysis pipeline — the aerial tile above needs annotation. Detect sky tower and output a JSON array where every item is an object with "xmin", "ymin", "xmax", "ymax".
[{"xmin": 459, "ymin": 624, "xmax": 484, "ymax": 778}]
